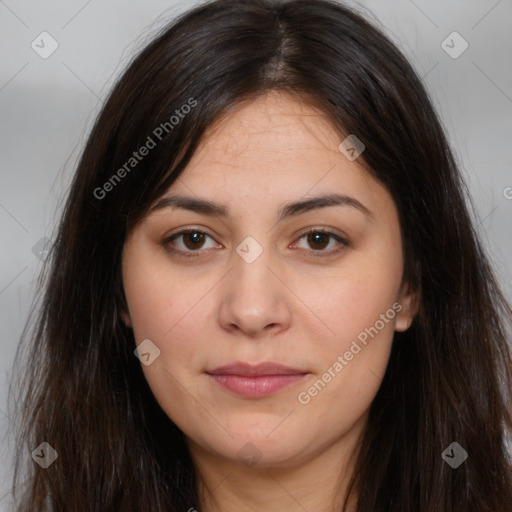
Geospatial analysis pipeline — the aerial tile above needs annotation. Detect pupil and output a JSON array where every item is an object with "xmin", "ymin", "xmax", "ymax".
[
  {"xmin": 308, "ymin": 232, "xmax": 329, "ymax": 250},
  {"xmin": 184, "ymin": 232, "xmax": 204, "ymax": 249}
]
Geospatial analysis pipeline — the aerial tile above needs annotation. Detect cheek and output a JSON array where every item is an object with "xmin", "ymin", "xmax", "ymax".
[
  {"xmin": 297, "ymin": 253, "xmax": 402, "ymax": 352},
  {"xmin": 124, "ymin": 272, "xmax": 174, "ymax": 340},
  {"xmin": 292, "ymin": 251, "xmax": 402, "ymax": 414},
  {"xmin": 300, "ymin": 282, "xmax": 398, "ymax": 407},
  {"xmin": 124, "ymin": 264, "xmax": 211, "ymax": 430},
  {"xmin": 123, "ymin": 252, "xmax": 200, "ymax": 340},
  {"xmin": 124, "ymin": 256, "xmax": 219, "ymax": 397}
]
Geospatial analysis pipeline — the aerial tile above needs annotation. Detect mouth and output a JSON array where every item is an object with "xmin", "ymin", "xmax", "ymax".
[{"xmin": 205, "ymin": 362, "xmax": 310, "ymax": 398}]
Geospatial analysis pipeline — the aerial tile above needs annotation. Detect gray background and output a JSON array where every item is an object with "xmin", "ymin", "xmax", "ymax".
[{"xmin": 1, "ymin": 0, "xmax": 511, "ymax": 509}]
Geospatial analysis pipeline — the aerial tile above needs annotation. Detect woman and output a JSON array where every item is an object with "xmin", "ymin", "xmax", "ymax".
[{"xmin": 10, "ymin": 0, "xmax": 512, "ymax": 510}]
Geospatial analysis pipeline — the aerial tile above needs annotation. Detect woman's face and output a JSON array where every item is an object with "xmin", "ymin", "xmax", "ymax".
[{"xmin": 121, "ymin": 91, "xmax": 417, "ymax": 471}]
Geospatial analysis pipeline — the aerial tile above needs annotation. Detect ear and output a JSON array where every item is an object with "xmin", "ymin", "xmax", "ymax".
[
  {"xmin": 395, "ymin": 281, "xmax": 419, "ymax": 332},
  {"xmin": 121, "ymin": 310, "xmax": 132, "ymax": 328}
]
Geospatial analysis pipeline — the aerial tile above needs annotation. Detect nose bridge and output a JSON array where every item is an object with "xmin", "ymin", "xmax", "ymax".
[
  {"xmin": 218, "ymin": 233, "xmax": 291, "ymax": 335},
  {"xmin": 231, "ymin": 234, "xmax": 278, "ymax": 300}
]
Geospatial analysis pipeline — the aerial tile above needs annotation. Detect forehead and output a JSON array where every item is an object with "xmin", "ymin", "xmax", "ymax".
[
  {"xmin": 153, "ymin": 91, "xmax": 397, "ymax": 227},
  {"xmin": 195, "ymin": 91, "xmax": 343, "ymax": 162},
  {"xmin": 179, "ymin": 93, "xmax": 367, "ymax": 183}
]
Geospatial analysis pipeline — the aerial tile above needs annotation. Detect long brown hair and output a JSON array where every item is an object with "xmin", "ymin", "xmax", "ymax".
[{"xmin": 9, "ymin": 0, "xmax": 512, "ymax": 510}]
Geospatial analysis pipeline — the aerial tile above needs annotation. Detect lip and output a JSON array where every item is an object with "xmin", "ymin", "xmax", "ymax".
[{"xmin": 206, "ymin": 362, "xmax": 310, "ymax": 398}]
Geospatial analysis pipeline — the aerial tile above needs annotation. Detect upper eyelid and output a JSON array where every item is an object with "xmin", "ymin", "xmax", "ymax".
[{"xmin": 166, "ymin": 227, "xmax": 217, "ymax": 243}]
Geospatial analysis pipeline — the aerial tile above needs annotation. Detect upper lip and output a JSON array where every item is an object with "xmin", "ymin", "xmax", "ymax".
[{"xmin": 206, "ymin": 362, "xmax": 308, "ymax": 376}]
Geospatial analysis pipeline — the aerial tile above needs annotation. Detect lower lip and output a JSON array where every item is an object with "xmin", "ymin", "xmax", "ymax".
[{"xmin": 207, "ymin": 373, "xmax": 308, "ymax": 398}]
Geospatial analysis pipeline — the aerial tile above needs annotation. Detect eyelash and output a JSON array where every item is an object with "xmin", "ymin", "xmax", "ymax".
[{"xmin": 161, "ymin": 227, "xmax": 349, "ymax": 259}]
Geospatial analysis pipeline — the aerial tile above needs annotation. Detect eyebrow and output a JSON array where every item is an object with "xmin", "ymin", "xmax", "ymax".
[{"xmin": 149, "ymin": 193, "xmax": 374, "ymax": 221}]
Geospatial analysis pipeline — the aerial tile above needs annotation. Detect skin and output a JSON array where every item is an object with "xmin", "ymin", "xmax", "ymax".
[{"xmin": 121, "ymin": 91, "xmax": 418, "ymax": 512}]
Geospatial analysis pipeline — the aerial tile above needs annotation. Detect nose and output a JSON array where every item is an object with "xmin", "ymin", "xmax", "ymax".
[{"xmin": 218, "ymin": 246, "xmax": 292, "ymax": 337}]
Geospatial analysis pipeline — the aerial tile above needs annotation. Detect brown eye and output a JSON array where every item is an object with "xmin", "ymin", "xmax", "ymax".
[
  {"xmin": 306, "ymin": 232, "xmax": 330, "ymax": 250},
  {"xmin": 163, "ymin": 229, "xmax": 219, "ymax": 257},
  {"xmin": 294, "ymin": 229, "xmax": 349, "ymax": 256},
  {"xmin": 181, "ymin": 231, "xmax": 206, "ymax": 250}
]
